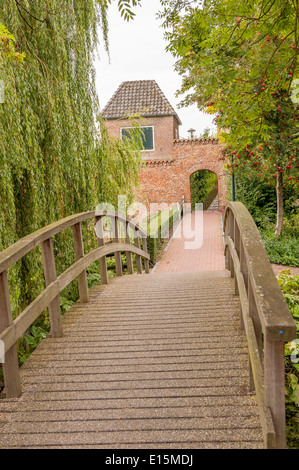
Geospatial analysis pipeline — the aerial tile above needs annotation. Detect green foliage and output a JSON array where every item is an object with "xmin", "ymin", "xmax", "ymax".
[
  {"xmin": 0, "ymin": 22, "xmax": 25, "ymax": 62},
  {"xmin": 18, "ymin": 325, "xmax": 49, "ymax": 364},
  {"xmin": 199, "ymin": 127, "xmax": 212, "ymax": 138},
  {"xmin": 260, "ymin": 224, "xmax": 299, "ymax": 267},
  {"xmin": 108, "ymin": 0, "xmax": 142, "ymax": 22},
  {"xmin": 285, "ymin": 368, "xmax": 299, "ymax": 449},
  {"xmin": 190, "ymin": 170, "xmax": 217, "ymax": 210},
  {"xmin": 160, "ymin": 0, "xmax": 299, "ymax": 143},
  {"xmin": 260, "ymin": 228, "xmax": 299, "ymax": 267},
  {"xmin": 281, "ymin": 211, "xmax": 299, "ymax": 236},
  {"xmin": 147, "ymin": 209, "xmax": 179, "ymax": 266},
  {"xmin": 1, "ymin": 1, "xmax": 105, "ymax": 317},
  {"xmin": 97, "ymin": 119, "xmax": 144, "ymax": 208},
  {"xmin": 233, "ymin": 171, "xmax": 277, "ymax": 226},
  {"xmin": 86, "ymin": 265, "xmax": 102, "ymax": 289},
  {"xmin": 0, "ymin": 2, "xmax": 143, "ymax": 369},
  {"xmin": 277, "ymin": 271, "xmax": 299, "ymax": 448},
  {"xmin": 160, "ymin": 0, "xmax": 299, "ymax": 231},
  {"xmin": 277, "ymin": 271, "xmax": 299, "ymax": 321}
]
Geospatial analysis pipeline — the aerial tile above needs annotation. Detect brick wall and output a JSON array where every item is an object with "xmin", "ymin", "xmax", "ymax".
[
  {"xmin": 103, "ymin": 117, "xmax": 228, "ymax": 213},
  {"xmin": 104, "ymin": 115, "xmax": 179, "ymax": 161},
  {"xmin": 138, "ymin": 138, "xmax": 228, "ymax": 213}
]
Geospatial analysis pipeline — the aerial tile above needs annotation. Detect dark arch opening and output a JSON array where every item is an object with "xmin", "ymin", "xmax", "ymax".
[{"xmin": 190, "ymin": 170, "xmax": 218, "ymax": 211}]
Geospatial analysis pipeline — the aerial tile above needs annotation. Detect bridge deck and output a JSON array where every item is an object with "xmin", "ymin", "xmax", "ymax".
[
  {"xmin": 0, "ymin": 270, "xmax": 264, "ymax": 449},
  {"xmin": 154, "ymin": 211, "xmax": 225, "ymax": 273}
]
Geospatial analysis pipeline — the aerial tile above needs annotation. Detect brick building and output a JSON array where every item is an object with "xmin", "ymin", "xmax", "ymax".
[{"xmin": 102, "ymin": 80, "xmax": 227, "ymax": 212}]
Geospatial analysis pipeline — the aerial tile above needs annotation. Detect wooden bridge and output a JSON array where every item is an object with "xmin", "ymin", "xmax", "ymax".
[{"xmin": 0, "ymin": 203, "xmax": 296, "ymax": 449}]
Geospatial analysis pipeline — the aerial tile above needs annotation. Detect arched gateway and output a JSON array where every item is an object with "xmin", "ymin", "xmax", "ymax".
[
  {"xmin": 102, "ymin": 80, "xmax": 228, "ymax": 213},
  {"xmin": 138, "ymin": 137, "xmax": 227, "ymax": 212}
]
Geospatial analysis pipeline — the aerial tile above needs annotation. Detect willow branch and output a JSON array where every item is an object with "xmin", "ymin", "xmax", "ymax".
[{"xmin": 15, "ymin": 0, "xmax": 49, "ymax": 23}]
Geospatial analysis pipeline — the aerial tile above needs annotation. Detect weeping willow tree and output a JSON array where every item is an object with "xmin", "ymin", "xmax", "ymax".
[{"xmin": 0, "ymin": 1, "xmax": 143, "ymax": 328}]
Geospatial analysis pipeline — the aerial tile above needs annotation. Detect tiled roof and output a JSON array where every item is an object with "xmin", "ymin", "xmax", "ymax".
[{"xmin": 101, "ymin": 80, "xmax": 182, "ymax": 124}]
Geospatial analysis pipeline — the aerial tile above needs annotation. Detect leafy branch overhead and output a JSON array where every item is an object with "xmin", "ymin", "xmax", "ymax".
[
  {"xmin": 114, "ymin": 0, "xmax": 142, "ymax": 21},
  {"xmin": 160, "ymin": 0, "xmax": 299, "ymax": 140},
  {"xmin": 159, "ymin": 0, "xmax": 299, "ymax": 236},
  {"xmin": 1, "ymin": 1, "xmax": 141, "ymax": 61},
  {"xmin": 0, "ymin": 0, "xmax": 143, "ymax": 323}
]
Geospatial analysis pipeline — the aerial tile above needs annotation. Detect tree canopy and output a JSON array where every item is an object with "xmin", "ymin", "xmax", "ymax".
[
  {"xmin": 159, "ymin": 0, "xmax": 299, "ymax": 235},
  {"xmin": 0, "ymin": 0, "xmax": 143, "ymax": 316}
]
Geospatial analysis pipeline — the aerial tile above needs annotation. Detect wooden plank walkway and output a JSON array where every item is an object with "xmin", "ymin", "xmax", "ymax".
[{"xmin": 0, "ymin": 270, "xmax": 264, "ymax": 449}]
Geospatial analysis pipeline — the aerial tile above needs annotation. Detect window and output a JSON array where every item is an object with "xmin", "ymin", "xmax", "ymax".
[{"xmin": 121, "ymin": 126, "xmax": 154, "ymax": 151}]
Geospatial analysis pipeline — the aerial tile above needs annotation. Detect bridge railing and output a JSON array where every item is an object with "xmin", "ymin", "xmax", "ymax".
[
  {"xmin": 223, "ymin": 202, "xmax": 297, "ymax": 449},
  {"xmin": 0, "ymin": 210, "xmax": 150, "ymax": 399}
]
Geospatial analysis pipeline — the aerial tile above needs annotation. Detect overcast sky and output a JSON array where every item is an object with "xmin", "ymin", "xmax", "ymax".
[{"xmin": 95, "ymin": 0, "xmax": 216, "ymax": 139}]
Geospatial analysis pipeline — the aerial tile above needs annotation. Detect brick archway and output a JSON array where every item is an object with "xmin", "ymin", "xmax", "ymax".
[{"xmin": 138, "ymin": 138, "xmax": 228, "ymax": 213}]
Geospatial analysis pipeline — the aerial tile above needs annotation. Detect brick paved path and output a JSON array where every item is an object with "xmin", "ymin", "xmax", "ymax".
[
  {"xmin": 154, "ymin": 210, "xmax": 299, "ymax": 277},
  {"xmin": 154, "ymin": 210, "xmax": 225, "ymax": 273},
  {"xmin": 272, "ymin": 264, "xmax": 299, "ymax": 276}
]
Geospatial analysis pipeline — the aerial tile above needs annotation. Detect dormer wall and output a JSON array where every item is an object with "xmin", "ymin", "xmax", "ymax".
[{"xmin": 103, "ymin": 115, "xmax": 180, "ymax": 161}]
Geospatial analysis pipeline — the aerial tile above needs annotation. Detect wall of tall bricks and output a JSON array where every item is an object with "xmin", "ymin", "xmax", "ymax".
[
  {"xmin": 105, "ymin": 115, "xmax": 180, "ymax": 161},
  {"xmin": 138, "ymin": 138, "xmax": 228, "ymax": 213},
  {"xmin": 103, "ymin": 117, "xmax": 228, "ymax": 213}
]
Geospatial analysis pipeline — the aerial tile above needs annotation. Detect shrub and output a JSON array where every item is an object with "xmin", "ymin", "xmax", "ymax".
[
  {"xmin": 276, "ymin": 271, "xmax": 299, "ymax": 449},
  {"xmin": 234, "ymin": 174, "xmax": 277, "ymax": 227},
  {"xmin": 260, "ymin": 226, "xmax": 299, "ymax": 267}
]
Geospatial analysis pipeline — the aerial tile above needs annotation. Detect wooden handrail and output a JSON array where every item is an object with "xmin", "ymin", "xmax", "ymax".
[
  {"xmin": 223, "ymin": 202, "xmax": 297, "ymax": 449},
  {"xmin": 0, "ymin": 211, "xmax": 149, "ymax": 398},
  {"xmin": 0, "ymin": 210, "xmax": 147, "ymax": 274}
]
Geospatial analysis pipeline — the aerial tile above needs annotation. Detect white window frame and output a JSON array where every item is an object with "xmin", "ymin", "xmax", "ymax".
[{"xmin": 120, "ymin": 126, "xmax": 155, "ymax": 152}]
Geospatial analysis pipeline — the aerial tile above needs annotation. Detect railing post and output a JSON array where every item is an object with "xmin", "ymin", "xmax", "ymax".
[
  {"xmin": 248, "ymin": 278, "xmax": 263, "ymax": 392},
  {"xmin": 0, "ymin": 270, "xmax": 22, "ymax": 398},
  {"xmin": 134, "ymin": 228, "xmax": 143, "ymax": 274},
  {"xmin": 225, "ymin": 247, "xmax": 231, "ymax": 271},
  {"xmin": 223, "ymin": 202, "xmax": 296, "ymax": 449},
  {"xmin": 228, "ymin": 209, "xmax": 234, "ymax": 239},
  {"xmin": 239, "ymin": 240, "xmax": 248, "ymax": 332},
  {"xmin": 125, "ymin": 221, "xmax": 134, "ymax": 275},
  {"xmin": 113, "ymin": 216, "xmax": 123, "ymax": 277},
  {"xmin": 264, "ymin": 334, "xmax": 286, "ymax": 449},
  {"xmin": 72, "ymin": 222, "xmax": 89, "ymax": 303},
  {"xmin": 224, "ymin": 211, "xmax": 231, "ymax": 270},
  {"xmin": 226, "ymin": 211, "xmax": 235, "ymax": 277},
  {"xmin": 233, "ymin": 220, "xmax": 240, "ymax": 296},
  {"xmin": 141, "ymin": 236, "xmax": 150, "ymax": 274},
  {"xmin": 239, "ymin": 240, "xmax": 248, "ymax": 291},
  {"xmin": 95, "ymin": 216, "xmax": 108, "ymax": 285},
  {"xmin": 41, "ymin": 238, "xmax": 63, "ymax": 338}
]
